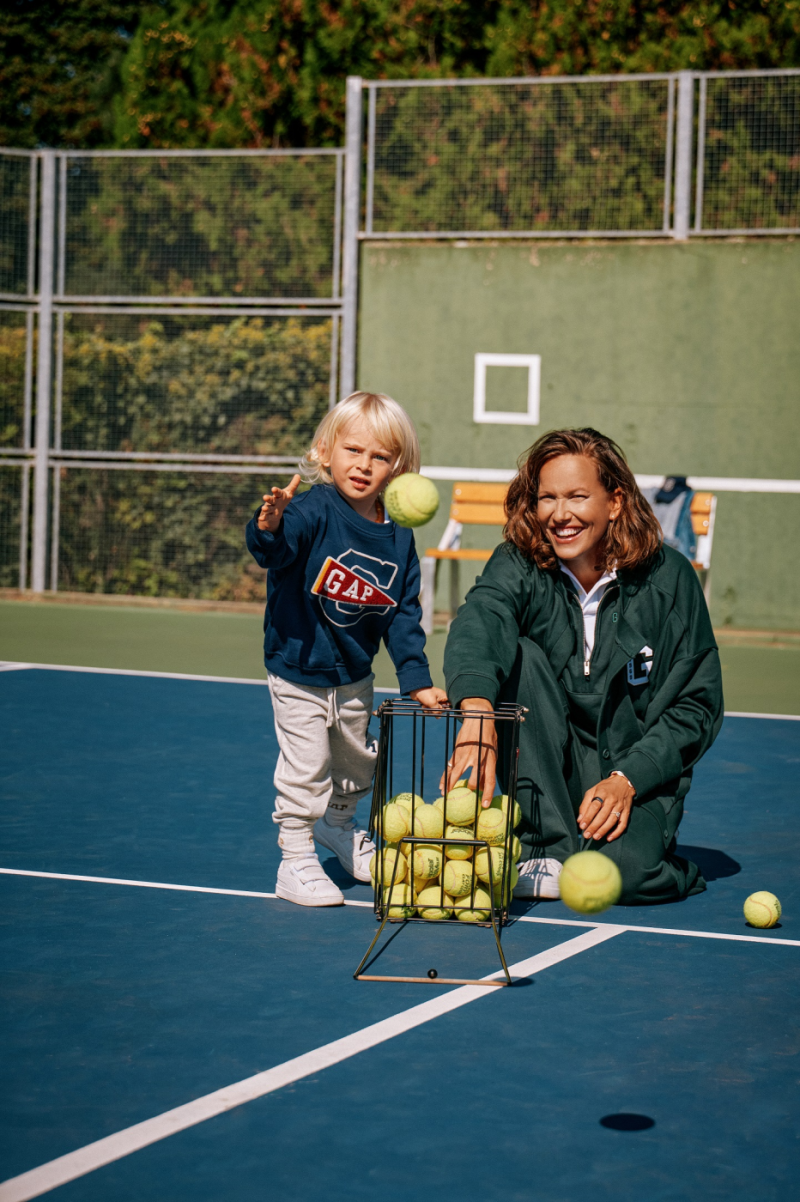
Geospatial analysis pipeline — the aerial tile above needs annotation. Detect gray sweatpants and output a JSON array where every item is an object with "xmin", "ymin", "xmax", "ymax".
[{"xmin": 267, "ymin": 672, "xmax": 378, "ymax": 858}]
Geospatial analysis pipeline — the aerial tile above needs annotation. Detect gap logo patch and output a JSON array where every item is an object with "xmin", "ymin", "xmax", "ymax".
[{"xmin": 311, "ymin": 549, "xmax": 398, "ymax": 627}]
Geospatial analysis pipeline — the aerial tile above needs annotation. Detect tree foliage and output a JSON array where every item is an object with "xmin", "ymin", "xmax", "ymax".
[{"xmin": 1, "ymin": 1, "xmax": 798, "ymax": 151}]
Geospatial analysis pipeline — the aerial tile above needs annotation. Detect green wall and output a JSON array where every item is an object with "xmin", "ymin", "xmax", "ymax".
[{"xmin": 358, "ymin": 239, "xmax": 800, "ymax": 630}]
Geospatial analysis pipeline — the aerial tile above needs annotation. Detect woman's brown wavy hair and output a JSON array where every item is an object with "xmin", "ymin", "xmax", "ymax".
[{"xmin": 504, "ymin": 427, "xmax": 662, "ymax": 572}]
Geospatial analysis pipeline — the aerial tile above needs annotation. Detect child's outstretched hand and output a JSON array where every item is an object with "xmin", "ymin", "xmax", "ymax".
[
  {"xmin": 409, "ymin": 686, "xmax": 449, "ymax": 714},
  {"xmin": 257, "ymin": 474, "xmax": 301, "ymax": 532}
]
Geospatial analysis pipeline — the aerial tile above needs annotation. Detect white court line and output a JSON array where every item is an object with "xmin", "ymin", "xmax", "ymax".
[
  {"xmin": 0, "ymin": 661, "xmax": 402, "ymax": 692},
  {"xmin": 0, "ymin": 925, "xmax": 621, "ymax": 1202},
  {"xmin": 2, "ymin": 867, "xmax": 798, "ymax": 946},
  {"xmin": 0, "ymin": 868, "xmax": 374, "ymax": 908},
  {"xmin": 0, "ymin": 662, "xmax": 795, "ymax": 713},
  {"xmin": 515, "ymin": 913, "xmax": 800, "ymax": 948}
]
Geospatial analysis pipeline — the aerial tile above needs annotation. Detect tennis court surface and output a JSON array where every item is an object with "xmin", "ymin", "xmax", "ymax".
[{"xmin": 1, "ymin": 664, "xmax": 798, "ymax": 1201}]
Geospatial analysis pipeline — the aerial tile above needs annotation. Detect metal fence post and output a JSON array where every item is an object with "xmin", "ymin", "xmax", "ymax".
[
  {"xmin": 31, "ymin": 151, "xmax": 55, "ymax": 592},
  {"xmin": 673, "ymin": 71, "xmax": 694, "ymax": 240},
  {"xmin": 340, "ymin": 75, "xmax": 363, "ymax": 399}
]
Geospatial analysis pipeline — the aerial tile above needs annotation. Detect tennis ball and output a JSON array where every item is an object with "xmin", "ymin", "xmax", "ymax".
[
  {"xmin": 492, "ymin": 863, "xmax": 520, "ymax": 904},
  {"xmin": 490, "ymin": 794, "xmax": 522, "ymax": 830},
  {"xmin": 411, "ymin": 845, "xmax": 443, "ymax": 883},
  {"xmin": 442, "ymin": 860, "xmax": 475, "ymax": 898},
  {"xmin": 369, "ymin": 847, "xmax": 408, "ymax": 885},
  {"xmin": 559, "ymin": 850, "xmax": 622, "ymax": 915},
  {"xmin": 382, "ymin": 802, "xmax": 410, "ymax": 842},
  {"xmin": 390, "ymin": 792, "xmax": 425, "ymax": 812},
  {"xmin": 416, "ymin": 886, "xmax": 454, "ymax": 920},
  {"xmin": 444, "ymin": 786, "xmax": 478, "ymax": 827},
  {"xmin": 444, "ymin": 824, "xmax": 475, "ymax": 860},
  {"xmin": 383, "ymin": 881, "xmax": 415, "ymax": 918},
  {"xmin": 384, "ymin": 473, "xmax": 440, "ymax": 528},
  {"xmin": 433, "ymin": 796, "xmax": 445, "ymax": 813},
  {"xmin": 510, "ymin": 834, "xmax": 522, "ymax": 862},
  {"xmin": 410, "ymin": 804, "xmax": 444, "ymax": 840},
  {"xmin": 455, "ymin": 886, "xmax": 493, "ymax": 923},
  {"xmin": 476, "ymin": 807, "xmax": 506, "ymax": 847},
  {"xmin": 743, "ymin": 891, "xmax": 781, "ymax": 928},
  {"xmin": 475, "ymin": 845, "xmax": 506, "ymax": 885}
]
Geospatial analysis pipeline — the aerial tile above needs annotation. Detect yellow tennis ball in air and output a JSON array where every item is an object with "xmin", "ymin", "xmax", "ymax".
[
  {"xmin": 490, "ymin": 794, "xmax": 522, "ymax": 830},
  {"xmin": 416, "ymin": 886, "xmax": 455, "ymax": 920},
  {"xmin": 559, "ymin": 850, "xmax": 622, "ymax": 915},
  {"xmin": 411, "ymin": 845, "xmax": 443, "ymax": 883},
  {"xmin": 382, "ymin": 802, "xmax": 410, "ymax": 842},
  {"xmin": 743, "ymin": 891, "xmax": 781, "ymax": 929},
  {"xmin": 476, "ymin": 807, "xmax": 506, "ymax": 847},
  {"xmin": 442, "ymin": 860, "xmax": 475, "ymax": 898},
  {"xmin": 369, "ymin": 847, "xmax": 408, "ymax": 885},
  {"xmin": 455, "ymin": 886, "xmax": 494, "ymax": 922},
  {"xmin": 444, "ymin": 824, "xmax": 475, "ymax": 860},
  {"xmin": 444, "ymin": 787, "xmax": 478, "ymax": 827},
  {"xmin": 410, "ymin": 804, "xmax": 444, "ymax": 841},
  {"xmin": 475, "ymin": 845, "xmax": 506, "ymax": 885},
  {"xmin": 384, "ymin": 473, "xmax": 440, "ymax": 528}
]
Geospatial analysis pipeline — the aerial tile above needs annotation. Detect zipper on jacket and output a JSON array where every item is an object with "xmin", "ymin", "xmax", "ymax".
[{"xmin": 574, "ymin": 585, "xmax": 618, "ymax": 678}]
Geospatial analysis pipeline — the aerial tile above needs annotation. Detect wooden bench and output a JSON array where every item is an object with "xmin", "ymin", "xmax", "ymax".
[
  {"xmin": 418, "ymin": 482, "xmax": 718, "ymax": 633},
  {"xmin": 690, "ymin": 491, "xmax": 717, "ymax": 602},
  {"xmin": 419, "ymin": 483, "xmax": 508, "ymax": 633}
]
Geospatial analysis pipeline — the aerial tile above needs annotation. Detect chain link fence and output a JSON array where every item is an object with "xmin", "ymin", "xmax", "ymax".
[
  {"xmin": 60, "ymin": 152, "xmax": 342, "ymax": 301},
  {"xmin": 365, "ymin": 76, "xmax": 675, "ymax": 236},
  {"xmin": 0, "ymin": 72, "xmax": 797, "ymax": 598},
  {"xmin": 696, "ymin": 72, "xmax": 800, "ymax": 234}
]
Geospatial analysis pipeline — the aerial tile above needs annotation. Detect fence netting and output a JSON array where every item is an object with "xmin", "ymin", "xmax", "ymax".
[
  {"xmin": 0, "ymin": 463, "xmax": 22, "ymax": 586},
  {"xmin": 55, "ymin": 467, "xmax": 274, "ymax": 601},
  {"xmin": 0, "ymin": 154, "xmax": 32, "ymax": 295},
  {"xmin": 699, "ymin": 74, "xmax": 800, "ymax": 231},
  {"xmin": 63, "ymin": 153, "xmax": 341, "ymax": 299},
  {"xmin": 0, "ymin": 309, "xmax": 30, "ymax": 448},
  {"xmin": 55, "ymin": 312, "xmax": 333, "ymax": 457},
  {"xmin": 368, "ymin": 79, "xmax": 673, "ymax": 234}
]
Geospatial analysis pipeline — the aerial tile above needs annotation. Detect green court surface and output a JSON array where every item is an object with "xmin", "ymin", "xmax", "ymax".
[{"xmin": 0, "ymin": 598, "xmax": 798, "ymax": 715}]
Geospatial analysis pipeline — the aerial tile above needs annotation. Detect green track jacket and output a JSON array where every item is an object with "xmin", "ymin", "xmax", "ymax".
[{"xmin": 444, "ymin": 543, "xmax": 724, "ymax": 805}]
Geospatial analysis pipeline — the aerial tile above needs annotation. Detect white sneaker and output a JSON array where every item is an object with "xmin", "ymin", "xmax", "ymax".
[
  {"xmin": 514, "ymin": 857, "xmax": 563, "ymax": 900},
  {"xmin": 314, "ymin": 815, "xmax": 375, "ymax": 883},
  {"xmin": 276, "ymin": 856, "xmax": 344, "ymax": 907}
]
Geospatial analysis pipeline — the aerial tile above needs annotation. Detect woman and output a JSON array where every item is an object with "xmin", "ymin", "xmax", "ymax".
[{"xmin": 442, "ymin": 428, "xmax": 723, "ymax": 905}]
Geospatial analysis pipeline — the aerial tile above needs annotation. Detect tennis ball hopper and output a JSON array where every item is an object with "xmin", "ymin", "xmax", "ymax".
[{"xmin": 354, "ymin": 698, "xmax": 527, "ymax": 987}]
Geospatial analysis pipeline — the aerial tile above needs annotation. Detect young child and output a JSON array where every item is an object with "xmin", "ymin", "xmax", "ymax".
[{"xmin": 246, "ymin": 391, "xmax": 447, "ymax": 907}]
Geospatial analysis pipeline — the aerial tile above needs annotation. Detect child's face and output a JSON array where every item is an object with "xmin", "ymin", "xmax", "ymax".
[
  {"xmin": 536, "ymin": 454, "xmax": 622, "ymax": 570},
  {"xmin": 323, "ymin": 418, "xmax": 396, "ymax": 515}
]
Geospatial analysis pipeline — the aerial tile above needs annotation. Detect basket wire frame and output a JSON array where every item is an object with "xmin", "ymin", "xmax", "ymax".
[{"xmin": 354, "ymin": 699, "xmax": 525, "ymax": 986}]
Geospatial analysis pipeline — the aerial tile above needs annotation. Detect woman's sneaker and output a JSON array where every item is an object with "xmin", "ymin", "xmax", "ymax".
[
  {"xmin": 514, "ymin": 857, "xmax": 563, "ymax": 899},
  {"xmin": 313, "ymin": 815, "xmax": 375, "ymax": 883},
  {"xmin": 276, "ymin": 856, "xmax": 344, "ymax": 907}
]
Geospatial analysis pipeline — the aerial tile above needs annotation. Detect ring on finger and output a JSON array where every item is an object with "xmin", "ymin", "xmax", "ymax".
[
  {"xmin": 591, "ymin": 796, "xmax": 604, "ymax": 806},
  {"xmin": 612, "ymin": 810, "xmax": 622, "ymax": 817}
]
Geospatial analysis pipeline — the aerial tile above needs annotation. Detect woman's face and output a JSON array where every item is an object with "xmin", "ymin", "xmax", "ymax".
[{"xmin": 536, "ymin": 453, "xmax": 622, "ymax": 571}]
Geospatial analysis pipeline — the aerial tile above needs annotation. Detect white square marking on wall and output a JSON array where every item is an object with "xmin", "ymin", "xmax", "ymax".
[{"xmin": 473, "ymin": 353, "xmax": 541, "ymax": 426}]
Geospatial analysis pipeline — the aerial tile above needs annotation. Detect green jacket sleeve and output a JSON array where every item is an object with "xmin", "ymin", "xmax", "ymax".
[
  {"xmin": 444, "ymin": 546, "xmax": 533, "ymax": 707},
  {"xmin": 614, "ymin": 558, "xmax": 724, "ymax": 798}
]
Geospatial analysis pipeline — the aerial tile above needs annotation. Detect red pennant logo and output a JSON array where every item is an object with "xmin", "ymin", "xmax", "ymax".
[{"xmin": 311, "ymin": 556, "xmax": 397, "ymax": 608}]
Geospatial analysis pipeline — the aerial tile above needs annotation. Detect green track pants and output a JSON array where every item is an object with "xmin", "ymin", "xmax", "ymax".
[{"xmin": 498, "ymin": 639, "xmax": 705, "ymax": 906}]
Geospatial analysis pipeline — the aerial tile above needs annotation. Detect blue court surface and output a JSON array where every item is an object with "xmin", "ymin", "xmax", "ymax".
[{"xmin": 1, "ymin": 665, "xmax": 799, "ymax": 1201}]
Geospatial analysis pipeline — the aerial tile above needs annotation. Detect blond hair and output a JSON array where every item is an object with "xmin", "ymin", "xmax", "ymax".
[{"xmin": 301, "ymin": 392, "xmax": 420, "ymax": 486}]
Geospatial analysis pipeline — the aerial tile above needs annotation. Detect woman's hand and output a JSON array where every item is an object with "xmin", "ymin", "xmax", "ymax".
[
  {"xmin": 438, "ymin": 698, "xmax": 497, "ymax": 807},
  {"xmin": 578, "ymin": 773, "xmax": 635, "ymax": 843},
  {"xmin": 409, "ymin": 686, "xmax": 449, "ymax": 713},
  {"xmin": 257, "ymin": 474, "xmax": 301, "ymax": 531}
]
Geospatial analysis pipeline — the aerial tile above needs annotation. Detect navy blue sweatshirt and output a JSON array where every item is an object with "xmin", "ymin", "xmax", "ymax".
[{"xmin": 245, "ymin": 483, "xmax": 433, "ymax": 694}]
